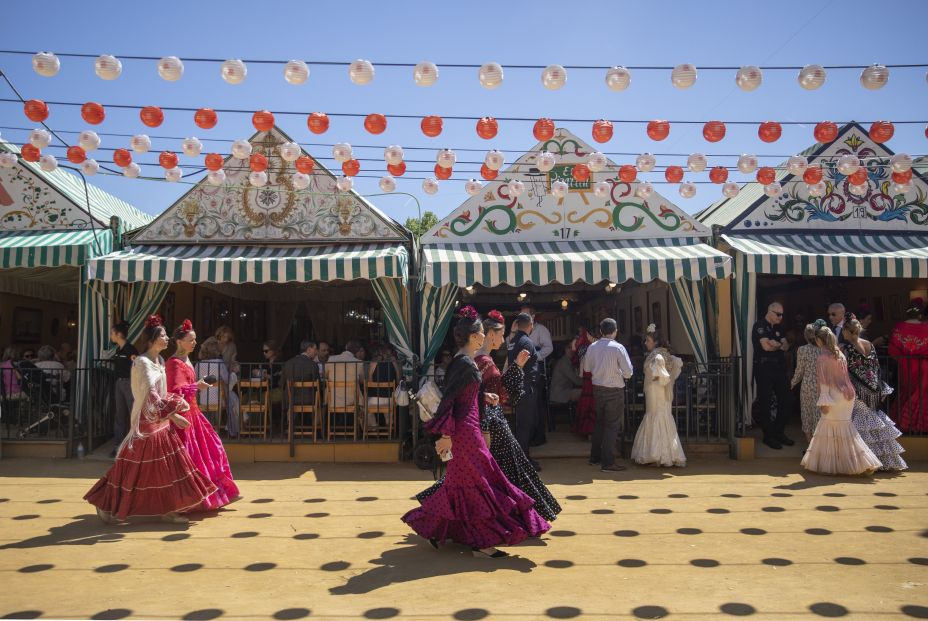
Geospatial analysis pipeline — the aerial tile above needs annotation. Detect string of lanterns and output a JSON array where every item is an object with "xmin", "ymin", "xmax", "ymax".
[{"xmin": 24, "ymin": 51, "xmax": 921, "ymax": 91}]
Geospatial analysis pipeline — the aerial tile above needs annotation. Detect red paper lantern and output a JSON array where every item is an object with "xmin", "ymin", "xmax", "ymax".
[
  {"xmin": 66, "ymin": 146, "xmax": 87, "ymax": 164},
  {"xmin": 204, "ymin": 153, "xmax": 224, "ymax": 171},
  {"xmin": 342, "ymin": 159, "xmax": 361, "ymax": 176},
  {"xmin": 295, "ymin": 155, "xmax": 315, "ymax": 174},
  {"xmin": 592, "ymin": 119, "xmax": 613, "ymax": 143},
  {"xmin": 664, "ymin": 165, "xmax": 683, "ymax": 183},
  {"xmin": 477, "ymin": 117, "xmax": 498, "ymax": 140},
  {"xmin": 892, "ymin": 169, "xmax": 913, "ymax": 184},
  {"xmin": 421, "ymin": 115, "xmax": 443, "ymax": 138},
  {"xmin": 814, "ymin": 121, "xmax": 838, "ymax": 143},
  {"xmin": 572, "ymin": 164, "xmax": 591, "ymax": 182},
  {"xmin": 758, "ymin": 121, "xmax": 782, "ymax": 143},
  {"xmin": 647, "ymin": 120, "xmax": 670, "ymax": 141},
  {"xmin": 709, "ymin": 166, "xmax": 728, "ymax": 183},
  {"xmin": 195, "ymin": 108, "xmax": 218, "ymax": 130},
  {"xmin": 81, "ymin": 102, "xmax": 105, "ymax": 125},
  {"xmin": 803, "ymin": 166, "xmax": 823, "ymax": 185},
  {"xmin": 869, "ymin": 121, "xmax": 894, "ymax": 144},
  {"xmin": 113, "ymin": 148, "xmax": 132, "ymax": 167},
  {"xmin": 387, "ymin": 161, "xmax": 407, "ymax": 176},
  {"xmin": 756, "ymin": 166, "xmax": 776, "ymax": 185},
  {"xmin": 618, "ymin": 165, "xmax": 637, "ymax": 183},
  {"xmin": 252, "ymin": 110, "xmax": 275, "ymax": 132},
  {"xmin": 250, "ymin": 153, "xmax": 268, "ymax": 173},
  {"xmin": 848, "ymin": 168, "xmax": 868, "ymax": 186},
  {"xmin": 533, "ymin": 118, "xmax": 555, "ymax": 141},
  {"xmin": 159, "ymin": 151, "xmax": 178, "ymax": 169},
  {"xmin": 703, "ymin": 121, "xmax": 726, "ymax": 143},
  {"xmin": 364, "ymin": 113, "xmax": 387, "ymax": 135},
  {"xmin": 21, "ymin": 144, "xmax": 40, "ymax": 162},
  {"xmin": 480, "ymin": 163, "xmax": 499, "ymax": 180},
  {"xmin": 140, "ymin": 106, "xmax": 164, "ymax": 128},
  {"xmin": 307, "ymin": 112, "xmax": 330, "ymax": 134},
  {"xmin": 24, "ymin": 99, "xmax": 49, "ymax": 122},
  {"xmin": 434, "ymin": 164, "xmax": 452, "ymax": 180}
]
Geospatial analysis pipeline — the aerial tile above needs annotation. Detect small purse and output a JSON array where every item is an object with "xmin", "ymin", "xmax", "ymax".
[{"xmin": 394, "ymin": 380, "xmax": 410, "ymax": 407}]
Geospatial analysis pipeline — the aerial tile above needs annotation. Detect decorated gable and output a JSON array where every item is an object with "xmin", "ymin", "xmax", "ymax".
[
  {"xmin": 424, "ymin": 128, "xmax": 708, "ymax": 244},
  {"xmin": 725, "ymin": 123, "xmax": 927, "ymax": 233},
  {"xmin": 134, "ymin": 126, "xmax": 407, "ymax": 244}
]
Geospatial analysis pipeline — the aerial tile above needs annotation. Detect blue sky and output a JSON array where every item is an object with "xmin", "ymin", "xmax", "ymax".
[{"xmin": 2, "ymin": 0, "xmax": 926, "ymax": 224}]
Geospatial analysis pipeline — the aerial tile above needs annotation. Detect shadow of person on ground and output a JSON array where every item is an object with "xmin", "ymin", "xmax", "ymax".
[
  {"xmin": 0, "ymin": 514, "xmax": 196, "ymax": 550},
  {"xmin": 774, "ymin": 472, "xmax": 880, "ymax": 491},
  {"xmin": 329, "ymin": 534, "xmax": 537, "ymax": 595}
]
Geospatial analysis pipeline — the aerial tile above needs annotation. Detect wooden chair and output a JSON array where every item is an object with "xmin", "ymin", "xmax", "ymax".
[
  {"xmin": 198, "ymin": 380, "xmax": 227, "ymax": 432},
  {"xmin": 289, "ymin": 380, "xmax": 321, "ymax": 441},
  {"xmin": 326, "ymin": 380, "xmax": 359, "ymax": 441},
  {"xmin": 363, "ymin": 381, "xmax": 396, "ymax": 440},
  {"xmin": 238, "ymin": 378, "xmax": 270, "ymax": 439}
]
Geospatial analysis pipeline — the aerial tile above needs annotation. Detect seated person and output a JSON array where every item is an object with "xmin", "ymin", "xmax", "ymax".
[
  {"xmin": 34, "ymin": 345, "xmax": 70, "ymax": 399},
  {"xmin": 195, "ymin": 337, "xmax": 240, "ymax": 438},
  {"xmin": 282, "ymin": 340, "xmax": 320, "ymax": 415},
  {"xmin": 549, "ymin": 344, "xmax": 583, "ymax": 406},
  {"xmin": 366, "ymin": 343, "xmax": 401, "ymax": 428},
  {"xmin": 434, "ymin": 349, "xmax": 453, "ymax": 388},
  {"xmin": 325, "ymin": 341, "xmax": 365, "ymax": 410},
  {"xmin": 259, "ymin": 340, "xmax": 283, "ymax": 404}
]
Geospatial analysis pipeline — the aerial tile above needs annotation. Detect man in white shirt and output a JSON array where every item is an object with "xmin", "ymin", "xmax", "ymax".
[
  {"xmin": 582, "ymin": 318, "xmax": 634, "ymax": 472},
  {"xmin": 325, "ymin": 341, "xmax": 365, "ymax": 409}
]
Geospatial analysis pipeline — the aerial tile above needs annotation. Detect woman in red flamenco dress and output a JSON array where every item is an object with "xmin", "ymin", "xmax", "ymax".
[
  {"xmin": 166, "ymin": 320, "xmax": 240, "ymax": 509},
  {"xmin": 888, "ymin": 300, "xmax": 928, "ymax": 432},
  {"xmin": 85, "ymin": 316, "xmax": 216, "ymax": 524},
  {"xmin": 570, "ymin": 327, "xmax": 597, "ymax": 436}
]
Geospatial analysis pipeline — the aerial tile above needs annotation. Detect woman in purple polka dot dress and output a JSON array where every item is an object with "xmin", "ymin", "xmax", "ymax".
[{"xmin": 402, "ymin": 306, "xmax": 550, "ymax": 558}]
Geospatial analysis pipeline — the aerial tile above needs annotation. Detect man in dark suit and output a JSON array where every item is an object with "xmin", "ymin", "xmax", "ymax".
[
  {"xmin": 282, "ymin": 340, "xmax": 320, "ymax": 415},
  {"xmin": 508, "ymin": 313, "xmax": 541, "ymax": 471}
]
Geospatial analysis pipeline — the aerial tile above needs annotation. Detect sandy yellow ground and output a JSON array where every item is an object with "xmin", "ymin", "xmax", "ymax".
[{"xmin": 0, "ymin": 457, "xmax": 925, "ymax": 621}]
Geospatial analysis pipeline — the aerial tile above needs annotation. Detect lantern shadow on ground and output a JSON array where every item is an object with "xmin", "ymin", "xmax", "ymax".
[
  {"xmin": 90, "ymin": 609, "xmax": 132, "ymax": 620},
  {"xmin": 273, "ymin": 609, "xmax": 311, "ymax": 620},
  {"xmin": 0, "ymin": 516, "xmax": 131, "ymax": 550},
  {"xmin": 453, "ymin": 609, "xmax": 490, "ymax": 621},
  {"xmin": 901, "ymin": 605, "xmax": 928, "ymax": 619},
  {"xmin": 329, "ymin": 534, "xmax": 536, "ymax": 595},
  {"xmin": 1, "ymin": 613, "xmax": 42, "ymax": 619},
  {"xmin": 182, "ymin": 610, "xmax": 224, "ymax": 621}
]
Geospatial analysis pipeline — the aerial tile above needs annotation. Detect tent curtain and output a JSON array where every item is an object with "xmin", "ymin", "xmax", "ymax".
[
  {"xmin": 371, "ymin": 277, "xmax": 415, "ymax": 376},
  {"xmin": 268, "ymin": 301, "xmax": 299, "ymax": 354},
  {"xmin": 731, "ymin": 251, "xmax": 757, "ymax": 428},
  {"xmin": 418, "ymin": 283, "xmax": 459, "ymax": 375},
  {"xmin": 669, "ymin": 278, "xmax": 710, "ymax": 368}
]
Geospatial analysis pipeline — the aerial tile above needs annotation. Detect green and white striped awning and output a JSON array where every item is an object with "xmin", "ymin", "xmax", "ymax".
[
  {"xmin": 421, "ymin": 239, "xmax": 731, "ymax": 288},
  {"xmin": 0, "ymin": 229, "xmax": 113, "ymax": 268},
  {"xmin": 723, "ymin": 233, "xmax": 928, "ymax": 278},
  {"xmin": 87, "ymin": 243, "xmax": 408, "ymax": 284}
]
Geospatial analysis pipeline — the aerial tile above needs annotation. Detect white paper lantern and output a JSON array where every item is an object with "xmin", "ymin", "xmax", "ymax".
[
  {"xmin": 38, "ymin": 154, "xmax": 58, "ymax": 172},
  {"xmin": 336, "ymin": 176, "xmax": 353, "ymax": 192},
  {"xmin": 291, "ymin": 172, "xmax": 311, "ymax": 190},
  {"xmin": 32, "ymin": 52, "xmax": 60, "ymax": 77},
  {"xmin": 485, "ymin": 150, "xmax": 505, "ymax": 171},
  {"xmin": 671, "ymin": 64, "xmax": 697, "ymax": 89},
  {"xmin": 678, "ymin": 182, "xmax": 696, "ymax": 198},
  {"xmin": 478, "ymin": 62, "xmax": 504, "ymax": 89},
  {"xmin": 283, "ymin": 60, "xmax": 309, "ymax": 85},
  {"xmin": 536, "ymin": 151, "xmax": 556, "ymax": 172},
  {"xmin": 635, "ymin": 182, "xmax": 654, "ymax": 199},
  {"xmin": 807, "ymin": 181, "xmax": 827, "ymax": 197},
  {"xmin": 541, "ymin": 64, "xmax": 567, "ymax": 90},
  {"xmin": 890, "ymin": 153, "xmax": 913, "ymax": 173},
  {"xmin": 764, "ymin": 182, "xmax": 783, "ymax": 197},
  {"xmin": 437, "ymin": 148, "xmax": 457, "ymax": 168},
  {"xmin": 384, "ymin": 145, "xmax": 404, "ymax": 166},
  {"xmin": 158, "ymin": 56, "xmax": 184, "ymax": 81},
  {"xmin": 508, "ymin": 179, "xmax": 525, "ymax": 197},
  {"xmin": 722, "ymin": 181, "xmax": 740, "ymax": 198},
  {"xmin": 130, "ymin": 134, "xmax": 151, "ymax": 153},
  {"xmin": 378, "ymin": 175, "xmax": 396, "ymax": 193},
  {"xmin": 332, "ymin": 143, "xmax": 352, "ymax": 163},
  {"xmin": 207, "ymin": 170, "xmax": 226, "ymax": 186},
  {"xmin": 860, "ymin": 64, "xmax": 889, "ymax": 90},
  {"xmin": 414, "ymin": 61, "xmax": 439, "ymax": 87},
  {"xmin": 551, "ymin": 180, "xmax": 569, "ymax": 199},
  {"xmin": 165, "ymin": 167, "xmax": 183, "ymax": 182},
  {"xmin": 349, "ymin": 59, "xmax": 375, "ymax": 85},
  {"xmin": 231, "ymin": 139, "xmax": 252, "ymax": 159},
  {"xmin": 605, "ymin": 66, "xmax": 631, "ymax": 91},
  {"xmin": 849, "ymin": 181, "xmax": 869, "ymax": 196},
  {"xmin": 0, "ymin": 152, "xmax": 17, "ymax": 168},
  {"xmin": 837, "ymin": 154, "xmax": 861, "ymax": 176},
  {"xmin": 798, "ymin": 64, "xmax": 826, "ymax": 90},
  {"xmin": 588, "ymin": 152, "xmax": 608, "ymax": 173},
  {"xmin": 737, "ymin": 154, "xmax": 758, "ymax": 174},
  {"xmin": 273, "ymin": 142, "xmax": 298, "ymax": 163},
  {"xmin": 422, "ymin": 177, "xmax": 439, "ymax": 195},
  {"xmin": 95, "ymin": 55, "xmax": 122, "ymax": 80},
  {"xmin": 687, "ymin": 153, "xmax": 707, "ymax": 173},
  {"xmin": 123, "ymin": 163, "xmax": 141, "ymax": 178},
  {"xmin": 29, "ymin": 129, "xmax": 52, "ymax": 149},
  {"xmin": 890, "ymin": 181, "xmax": 912, "ymax": 196},
  {"xmin": 593, "ymin": 180, "xmax": 611, "ymax": 198},
  {"xmin": 81, "ymin": 159, "xmax": 99, "ymax": 176},
  {"xmin": 633, "ymin": 153, "xmax": 655, "ymax": 173},
  {"xmin": 78, "ymin": 130, "xmax": 100, "ymax": 152},
  {"xmin": 248, "ymin": 171, "xmax": 268, "ymax": 187},
  {"xmin": 787, "ymin": 155, "xmax": 808, "ymax": 176},
  {"xmin": 181, "ymin": 137, "xmax": 203, "ymax": 157},
  {"xmin": 735, "ymin": 66, "xmax": 762, "ymax": 92},
  {"xmin": 221, "ymin": 59, "xmax": 247, "ymax": 84},
  {"xmin": 465, "ymin": 179, "xmax": 483, "ymax": 196}
]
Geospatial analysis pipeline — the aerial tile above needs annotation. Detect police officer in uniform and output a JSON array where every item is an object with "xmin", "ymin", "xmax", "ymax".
[{"xmin": 752, "ymin": 302, "xmax": 795, "ymax": 450}]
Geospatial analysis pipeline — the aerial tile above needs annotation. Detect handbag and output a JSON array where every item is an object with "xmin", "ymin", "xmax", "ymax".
[
  {"xmin": 414, "ymin": 379, "xmax": 443, "ymax": 422},
  {"xmin": 393, "ymin": 380, "xmax": 410, "ymax": 407}
]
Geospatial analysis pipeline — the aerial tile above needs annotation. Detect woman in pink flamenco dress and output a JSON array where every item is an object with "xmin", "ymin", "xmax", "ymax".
[
  {"xmin": 165, "ymin": 319, "xmax": 240, "ymax": 509},
  {"xmin": 403, "ymin": 306, "xmax": 550, "ymax": 559}
]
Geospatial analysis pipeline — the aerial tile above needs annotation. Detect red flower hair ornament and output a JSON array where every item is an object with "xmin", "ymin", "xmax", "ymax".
[
  {"xmin": 458, "ymin": 305, "xmax": 479, "ymax": 322},
  {"xmin": 181, "ymin": 319, "xmax": 193, "ymax": 332},
  {"xmin": 487, "ymin": 310, "xmax": 505, "ymax": 324},
  {"xmin": 144, "ymin": 314, "xmax": 163, "ymax": 329}
]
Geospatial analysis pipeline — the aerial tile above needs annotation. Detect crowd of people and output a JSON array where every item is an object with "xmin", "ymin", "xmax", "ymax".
[{"xmin": 0, "ymin": 342, "xmax": 76, "ymax": 402}]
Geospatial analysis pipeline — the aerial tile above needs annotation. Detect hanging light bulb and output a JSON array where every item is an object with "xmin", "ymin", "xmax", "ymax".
[
  {"xmin": 384, "ymin": 145, "xmax": 404, "ymax": 166},
  {"xmin": 165, "ymin": 167, "xmax": 183, "ymax": 182},
  {"xmin": 207, "ymin": 169, "xmax": 226, "ymax": 186},
  {"xmin": 807, "ymin": 181, "xmax": 827, "ymax": 197},
  {"xmin": 95, "ymin": 54, "xmax": 122, "ymax": 80},
  {"xmin": 231, "ymin": 139, "xmax": 252, "ymax": 159},
  {"xmin": 436, "ymin": 148, "xmax": 457, "ymax": 169},
  {"xmin": 764, "ymin": 182, "xmax": 783, "ymax": 197},
  {"xmin": 735, "ymin": 65, "xmax": 762, "ymax": 92},
  {"xmin": 541, "ymin": 64, "xmax": 567, "ymax": 90},
  {"xmin": 587, "ymin": 151, "xmax": 608, "ymax": 173},
  {"xmin": 798, "ymin": 64, "xmax": 826, "ymax": 90},
  {"xmin": 221, "ymin": 59, "xmax": 248, "ymax": 84},
  {"xmin": 478, "ymin": 62, "xmax": 504, "ymax": 89},
  {"xmin": 248, "ymin": 171, "xmax": 268, "ymax": 187},
  {"xmin": 722, "ymin": 182, "xmax": 740, "ymax": 198},
  {"xmin": 349, "ymin": 59, "xmax": 375, "ymax": 85},
  {"xmin": 465, "ymin": 179, "xmax": 483, "ymax": 195},
  {"xmin": 536, "ymin": 151, "xmax": 556, "ymax": 172},
  {"xmin": 130, "ymin": 134, "xmax": 151, "ymax": 153},
  {"xmin": 32, "ymin": 52, "xmax": 60, "ymax": 77},
  {"xmin": 123, "ymin": 162, "xmax": 141, "ymax": 178},
  {"xmin": 332, "ymin": 142, "xmax": 353, "ymax": 163},
  {"xmin": 687, "ymin": 153, "xmax": 707, "ymax": 173},
  {"xmin": 605, "ymin": 66, "xmax": 631, "ymax": 91},
  {"xmin": 283, "ymin": 59, "xmax": 309, "ymax": 85},
  {"xmin": 860, "ymin": 64, "xmax": 889, "ymax": 90},
  {"xmin": 671, "ymin": 63, "xmax": 697, "ymax": 89},
  {"xmin": 837, "ymin": 154, "xmax": 861, "ymax": 176},
  {"xmin": 81, "ymin": 159, "xmax": 99, "ymax": 176},
  {"xmin": 508, "ymin": 179, "xmax": 525, "ymax": 197},
  {"xmin": 181, "ymin": 137, "xmax": 203, "ymax": 157},
  {"xmin": 279, "ymin": 142, "xmax": 301, "ymax": 162},
  {"xmin": 636, "ymin": 153, "xmax": 656, "ymax": 172},
  {"xmin": 379, "ymin": 175, "xmax": 397, "ymax": 192},
  {"xmin": 890, "ymin": 153, "xmax": 913, "ymax": 173},
  {"xmin": 484, "ymin": 150, "xmax": 505, "ymax": 171},
  {"xmin": 157, "ymin": 56, "xmax": 184, "ymax": 81},
  {"xmin": 78, "ymin": 130, "xmax": 100, "ymax": 152},
  {"xmin": 422, "ymin": 177, "xmax": 440, "ymax": 195},
  {"xmin": 292, "ymin": 172, "xmax": 311, "ymax": 190},
  {"xmin": 635, "ymin": 182, "xmax": 654, "ymax": 199},
  {"xmin": 787, "ymin": 155, "xmax": 808, "ymax": 176},
  {"xmin": 413, "ymin": 61, "xmax": 439, "ymax": 86},
  {"xmin": 38, "ymin": 154, "xmax": 58, "ymax": 172},
  {"xmin": 336, "ymin": 176, "xmax": 353, "ymax": 192},
  {"xmin": 551, "ymin": 180, "xmax": 569, "ymax": 198},
  {"xmin": 593, "ymin": 180, "xmax": 611, "ymax": 198},
  {"xmin": 28, "ymin": 129, "xmax": 52, "ymax": 149}
]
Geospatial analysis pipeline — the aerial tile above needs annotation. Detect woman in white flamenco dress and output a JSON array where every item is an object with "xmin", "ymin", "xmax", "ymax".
[{"xmin": 631, "ymin": 326, "xmax": 686, "ymax": 467}]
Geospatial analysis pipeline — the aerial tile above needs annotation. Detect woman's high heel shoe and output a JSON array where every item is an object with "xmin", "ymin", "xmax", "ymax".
[
  {"xmin": 472, "ymin": 547, "xmax": 509, "ymax": 558},
  {"xmin": 428, "ymin": 538, "xmax": 440, "ymax": 550}
]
